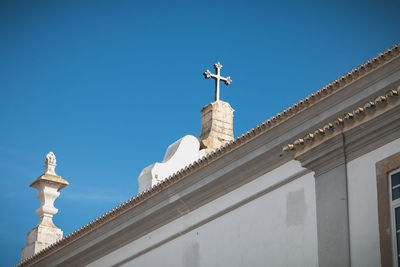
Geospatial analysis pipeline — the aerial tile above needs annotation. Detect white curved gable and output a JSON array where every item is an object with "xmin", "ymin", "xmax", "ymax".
[{"xmin": 138, "ymin": 135, "xmax": 202, "ymax": 193}]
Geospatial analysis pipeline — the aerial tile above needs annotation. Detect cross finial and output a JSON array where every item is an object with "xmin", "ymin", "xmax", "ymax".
[{"xmin": 203, "ymin": 62, "xmax": 232, "ymax": 101}]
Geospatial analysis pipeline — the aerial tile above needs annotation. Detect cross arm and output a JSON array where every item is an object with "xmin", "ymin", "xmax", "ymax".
[
  {"xmin": 203, "ymin": 70, "xmax": 212, "ymax": 79},
  {"xmin": 203, "ymin": 71, "xmax": 232, "ymax": 85},
  {"xmin": 221, "ymin": 76, "xmax": 232, "ymax": 85}
]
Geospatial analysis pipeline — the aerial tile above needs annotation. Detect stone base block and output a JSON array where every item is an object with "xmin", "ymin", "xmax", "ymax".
[
  {"xmin": 199, "ymin": 100, "xmax": 234, "ymax": 153},
  {"xmin": 21, "ymin": 224, "xmax": 63, "ymax": 261}
]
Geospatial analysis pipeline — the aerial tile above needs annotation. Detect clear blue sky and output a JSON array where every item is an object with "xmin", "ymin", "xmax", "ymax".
[{"xmin": 0, "ymin": 0, "xmax": 399, "ymax": 265}]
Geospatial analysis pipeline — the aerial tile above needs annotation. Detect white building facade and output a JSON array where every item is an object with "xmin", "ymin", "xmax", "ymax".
[{"xmin": 18, "ymin": 43, "xmax": 400, "ymax": 267}]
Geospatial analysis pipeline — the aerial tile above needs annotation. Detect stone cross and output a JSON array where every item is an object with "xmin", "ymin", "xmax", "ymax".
[{"xmin": 203, "ymin": 62, "xmax": 232, "ymax": 101}]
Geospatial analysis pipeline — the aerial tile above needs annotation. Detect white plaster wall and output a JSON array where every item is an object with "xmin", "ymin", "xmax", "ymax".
[
  {"xmin": 88, "ymin": 160, "xmax": 318, "ymax": 267},
  {"xmin": 347, "ymin": 137, "xmax": 400, "ymax": 267}
]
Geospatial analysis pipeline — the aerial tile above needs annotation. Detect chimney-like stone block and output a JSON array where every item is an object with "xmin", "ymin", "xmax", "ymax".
[{"xmin": 199, "ymin": 100, "xmax": 234, "ymax": 153}]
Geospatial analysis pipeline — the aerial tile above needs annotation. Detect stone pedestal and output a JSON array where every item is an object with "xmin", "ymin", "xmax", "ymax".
[
  {"xmin": 21, "ymin": 222, "xmax": 63, "ymax": 260},
  {"xmin": 21, "ymin": 152, "xmax": 68, "ymax": 261},
  {"xmin": 199, "ymin": 100, "xmax": 234, "ymax": 154}
]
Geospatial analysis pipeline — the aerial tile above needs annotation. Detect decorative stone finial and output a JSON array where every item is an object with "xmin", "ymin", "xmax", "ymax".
[
  {"xmin": 45, "ymin": 152, "xmax": 56, "ymax": 175},
  {"xmin": 21, "ymin": 152, "xmax": 69, "ymax": 261}
]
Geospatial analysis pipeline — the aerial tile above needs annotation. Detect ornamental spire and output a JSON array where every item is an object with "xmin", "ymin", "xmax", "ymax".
[{"xmin": 21, "ymin": 152, "xmax": 69, "ymax": 261}]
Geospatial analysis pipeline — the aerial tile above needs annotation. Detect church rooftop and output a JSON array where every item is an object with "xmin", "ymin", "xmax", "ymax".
[{"xmin": 16, "ymin": 41, "xmax": 400, "ymax": 267}]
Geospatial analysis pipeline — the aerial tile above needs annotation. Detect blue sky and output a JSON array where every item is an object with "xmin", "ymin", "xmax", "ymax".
[{"xmin": 0, "ymin": 0, "xmax": 399, "ymax": 265}]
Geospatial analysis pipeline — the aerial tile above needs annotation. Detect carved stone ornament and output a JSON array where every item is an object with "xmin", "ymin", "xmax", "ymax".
[
  {"xmin": 45, "ymin": 152, "xmax": 57, "ymax": 175},
  {"xmin": 21, "ymin": 151, "xmax": 69, "ymax": 261}
]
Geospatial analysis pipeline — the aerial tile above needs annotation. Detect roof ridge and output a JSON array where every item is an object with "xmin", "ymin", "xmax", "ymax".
[{"xmin": 16, "ymin": 41, "xmax": 400, "ymax": 267}]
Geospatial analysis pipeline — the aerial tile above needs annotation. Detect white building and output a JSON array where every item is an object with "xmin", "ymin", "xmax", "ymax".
[{"xmin": 18, "ymin": 42, "xmax": 400, "ymax": 267}]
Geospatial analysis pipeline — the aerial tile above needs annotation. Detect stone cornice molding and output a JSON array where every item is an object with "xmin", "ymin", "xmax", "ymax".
[
  {"xmin": 284, "ymin": 88, "xmax": 399, "ymax": 154},
  {"xmin": 16, "ymin": 42, "xmax": 400, "ymax": 266},
  {"xmin": 295, "ymin": 134, "xmax": 346, "ymax": 176},
  {"xmin": 30, "ymin": 173, "xmax": 68, "ymax": 191},
  {"xmin": 284, "ymin": 88, "xmax": 400, "ymax": 175}
]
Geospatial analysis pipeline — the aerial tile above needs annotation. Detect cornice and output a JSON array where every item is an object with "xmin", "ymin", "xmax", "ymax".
[
  {"xmin": 284, "ymin": 87, "xmax": 400, "ymax": 175},
  {"xmin": 295, "ymin": 134, "xmax": 346, "ymax": 176},
  {"xmin": 16, "ymin": 42, "xmax": 400, "ymax": 266},
  {"xmin": 30, "ymin": 173, "xmax": 68, "ymax": 190},
  {"xmin": 283, "ymin": 87, "xmax": 399, "ymax": 155}
]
